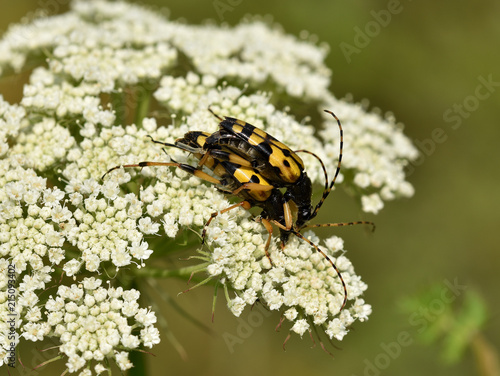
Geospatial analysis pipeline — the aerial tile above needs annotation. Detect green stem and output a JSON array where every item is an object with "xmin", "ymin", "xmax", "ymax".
[
  {"xmin": 129, "ymin": 350, "xmax": 147, "ymax": 376},
  {"xmin": 471, "ymin": 333, "xmax": 500, "ymax": 376},
  {"xmin": 133, "ymin": 263, "xmax": 209, "ymax": 279},
  {"xmin": 147, "ymin": 230, "xmax": 202, "ymax": 258},
  {"xmin": 135, "ymin": 87, "xmax": 151, "ymax": 127},
  {"xmin": 112, "ymin": 91, "xmax": 125, "ymax": 126}
]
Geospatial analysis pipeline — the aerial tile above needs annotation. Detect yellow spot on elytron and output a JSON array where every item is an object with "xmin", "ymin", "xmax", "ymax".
[
  {"xmin": 232, "ymin": 166, "xmax": 272, "ymax": 201},
  {"xmin": 267, "ymin": 145, "xmax": 301, "ymax": 183},
  {"xmin": 195, "ymin": 132, "xmax": 211, "ymax": 147},
  {"xmin": 253, "ymin": 127, "xmax": 268, "ymax": 138}
]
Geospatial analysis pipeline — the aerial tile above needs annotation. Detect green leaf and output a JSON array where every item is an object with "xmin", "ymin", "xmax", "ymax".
[{"xmin": 441, "ymin": 289, "xmax": 488, "ymax": 364}]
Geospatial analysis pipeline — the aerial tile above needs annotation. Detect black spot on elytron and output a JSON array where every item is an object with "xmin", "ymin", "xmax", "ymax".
[
  {"xmin": 250, "ymin": 174, "xmax": 261, "ymax": 184},
  {"xmin": 282, "ymin": 149, "xmax": 291, "ymax": 157},
  {"xmin": 257, "ymin": 141, "xmax": 272, "ymax": 156},
  {"xmin": 241, "ymin": 123, "xmax": 256, "ymax": 138},
  {"xmin": 283, "ymin": 160, "xmax": 291, "ymax": 168},
  {"xmin": 221, "ymin": 161, "xmax": 238, "ymax": 174},
  {"xmin": 219, "ymin": 119, "xmax": 241, "ymax": 135}
]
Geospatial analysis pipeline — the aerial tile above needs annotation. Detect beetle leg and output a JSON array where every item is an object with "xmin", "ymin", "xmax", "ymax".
[
  {"xmin": 283, "ymin": 201, "xmax": 293, "ymax": 231},
  {"xmin": 232, "ymin": 182, "xmax": 274, "ymax": 196},
  {"xmin": 201, "ymin": 200, "xmax": 252, "ymax": 245},
  {"xmin": 197, "ymin": 152, "xmax": 212, "ymax": 169},
  {"xmin": 262, "ymin": 201, "xmax": 293, "ymax": 249},
  {"xmin": 102, "ymin": 160, "xmax": 221, "ymax": 185},
  {"xmin": 254, "ymin": 217, "xmax": 274, "ymax": 266}
]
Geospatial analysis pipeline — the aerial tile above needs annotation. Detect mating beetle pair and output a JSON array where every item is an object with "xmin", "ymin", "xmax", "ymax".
[{"xmin": 103, "ymin": 108, "xmax": 374, "ymax": 312}]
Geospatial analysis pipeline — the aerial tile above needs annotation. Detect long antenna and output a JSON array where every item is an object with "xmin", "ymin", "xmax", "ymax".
[
  {"xmin": 294, "ymin": 149, "xmax": 329, "ymax": 195},
  {"xmin": 304, "ymin": 110, "xmax": 343, "ymax": 224}
]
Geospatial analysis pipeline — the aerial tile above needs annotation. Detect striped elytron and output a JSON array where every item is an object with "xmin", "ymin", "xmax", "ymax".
[{"xmin": 103, "ymin": 109, "xmax": 374, "ymax": 312}]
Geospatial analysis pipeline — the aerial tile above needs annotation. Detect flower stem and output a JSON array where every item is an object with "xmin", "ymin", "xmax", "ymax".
[
  {"xmin": 135, "ymin": 86, "xmax": 151, "ymax": 127},
  {"xmin": 471, "ymin": 333, "xmax": 500, "ymax": 376},
  {"xmin": 129, "ymin": 350, "xmax": 148, "ymax": 376},
  {"xmin": 111, "ymin": 91, "xmax": 125, "ymax": 126},
  {"xmin": 133, "ymin": 263, "xmax": 209, "ymax": 279}
]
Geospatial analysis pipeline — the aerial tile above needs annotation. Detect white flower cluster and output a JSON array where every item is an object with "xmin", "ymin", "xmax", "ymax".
[
  {"xmin": 21, "ymin": 67, "xmax": 116, "ymax": 122},
  {"xmin": 39, "ymin": 277, "xmax": 159, "ymax": 373},
  {"xmin": 0, "ymin": 0, "xmax": 418, "ymax": 371},
  {"xmin": 171, "ymin": 22, "xmax": 331, "ymax": 99},
  {"xmin": 204, "ymin": 223, "xmax": 371, "ymax": 339},
  {"xmin": 320, "ymin": 94, "xmax": 418, "ymax": 214},
  {"xmin": 0, "ymin": 1, "xmax": 328, "ymax": 99}
]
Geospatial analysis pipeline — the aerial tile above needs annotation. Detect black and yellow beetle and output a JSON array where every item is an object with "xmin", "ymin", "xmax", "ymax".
[
  {"xmin": 204, "ymin": 108, "xmax": 373, "ymax": 240},
  {"xmin": 102, "ymin": 130, "xmax": 289, "ymax": 262},
  {"xmin": 102, "ymin": 109, "xmax": 374, "ymax": 312}
]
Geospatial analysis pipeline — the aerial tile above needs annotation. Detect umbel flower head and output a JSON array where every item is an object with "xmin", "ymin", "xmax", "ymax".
[{"xmin": 0, "ymin": 0, "xmax": 418, "ymax": 374}]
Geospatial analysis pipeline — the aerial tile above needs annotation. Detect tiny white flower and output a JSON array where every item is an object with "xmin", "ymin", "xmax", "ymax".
[
  {"xmin": 128, "ymin": 241, "xmax": 153, "ymax": 262},
  {"xmin": 140, "ymin": 325, "xmax": 161, "ymax": 348},
  {"xmin": 111, "ymin": 248, "xmax": 132, "ymax": 267},
  {"xmin": 135, "ymin": 308, "xmax": 157, "ymax": 326},
  {"xmin": 324, "ymin": 236, "xmax": 344, "ymax": 254},
  {"xmin": 361, "ymin": 193, "xmax": 384, "ymax": 214},
  {"xmin": 138, "ymin": 217, "xmax": 160, "ymax": 235},
  {"xmin": 94, "ymin": 363, "xmax": 107, "ymax": 375},
  {"xmin": 291, "ymin": 319, "xmax": 310, "ymax": 337},
  {"xmin": 43, "ymin": 187, "xmax": 65, "ymax": 207},
  {"xmin": 264, "ymin": 289, "xmax": 283, "ymax": 311},
  {"xmin": 162, "ymin": 212, "xmax": 179, "ymax": 238},
  {"xmin": 51, "ymin": 204, "xmax": 72, "ymax": 223},
  {"xmin": 101, "ymin": 180, "xmax": 120, "ymax": 200},
  {"xmin": 142, "ymin": 117, "xmax": 157, "ymax": 133},
  {"xmin": 5, "ymin": 181, "xmax": 25, "ymax": 201},
  {"xmin": 66, "ymin": 354, "xmax": 86, "ymax": 373},
  {"xmin": 351, "ymin": 299, "xmax": 372, "ymax": 322},
  {"xmin": 326, "ymin": 318, "xmax": 349, "ymax": 341},
  {"xmin": 228, "ymin": 296, "xmax": 246, "ymax": 317},
  {"xmin": 63, "ymin": 259, "xmax": 82, "ymax": 277}
]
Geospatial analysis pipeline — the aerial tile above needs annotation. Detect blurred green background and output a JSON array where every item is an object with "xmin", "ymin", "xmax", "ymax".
[{"xmin": 1, "ymin": 1, "xmax": 499, "ymax": 375}]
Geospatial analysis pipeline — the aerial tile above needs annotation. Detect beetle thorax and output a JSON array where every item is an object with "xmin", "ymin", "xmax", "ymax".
[{"xmin": 284, "ymin": 172, "xmax": 313, "ymax": 229}]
